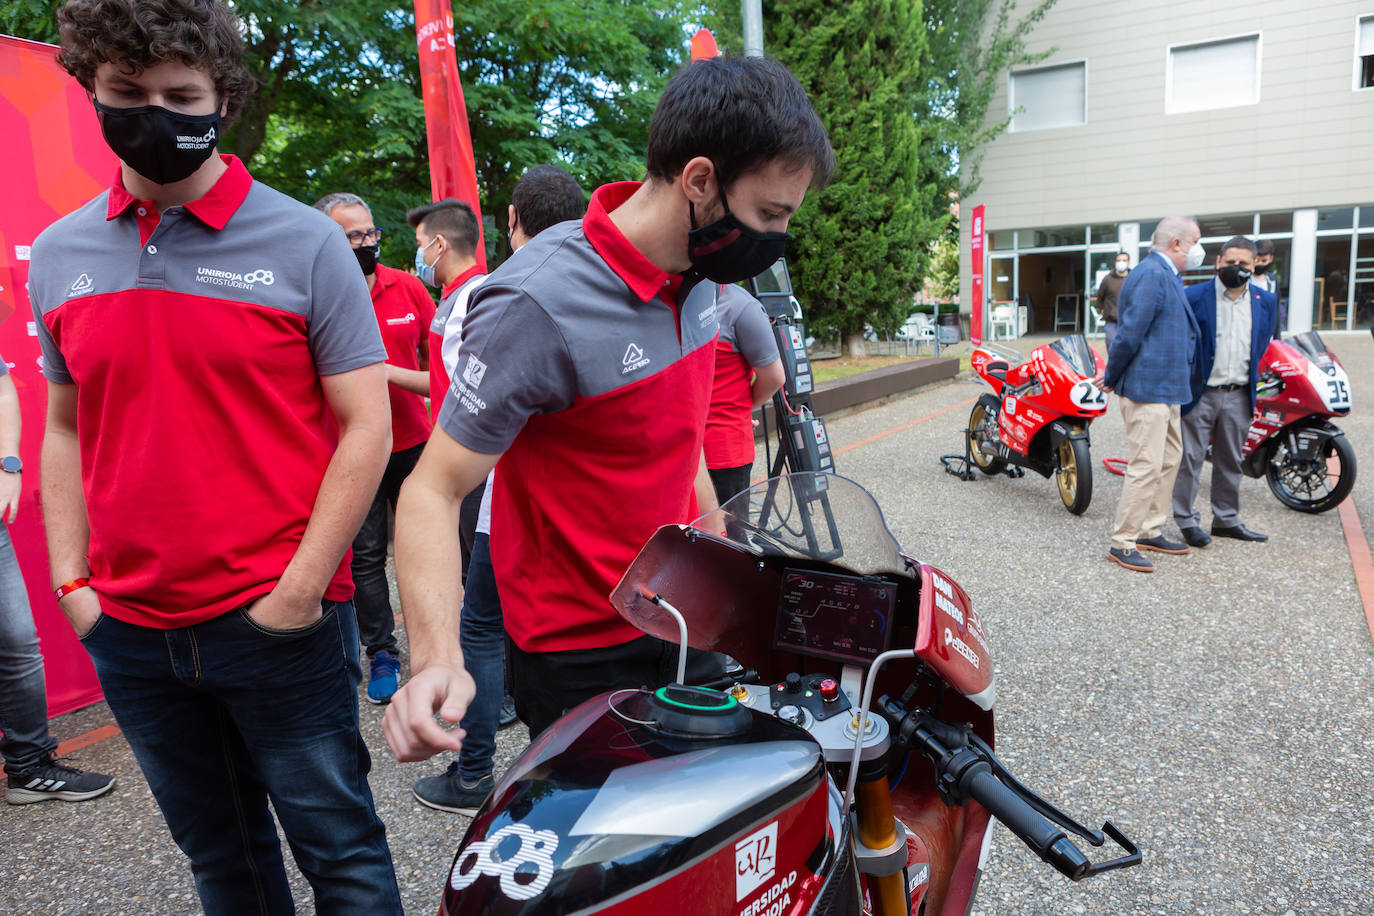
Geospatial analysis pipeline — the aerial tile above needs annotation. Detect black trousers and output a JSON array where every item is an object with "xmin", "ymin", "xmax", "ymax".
[
  {"xmin": 508, "ymin": 635, "xmax": 727, "ymax": 738},
  {"xmin": 707, "ymin": 463, "xmax": 754, "ymax": 509},
  {"xmin": 350, "ymin": 443, "xmax": 424, "ymax": 658}
]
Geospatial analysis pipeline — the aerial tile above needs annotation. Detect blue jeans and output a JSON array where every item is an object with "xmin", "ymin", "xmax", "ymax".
[
  {"xmin": 0, "ymin": 525, "xmax": 58, "ymax": 772},
  {"xmin": 458, "ymin": 533, "xmax": 505, "ymax": 782},
  {"xmin": 80, "ymin": 601, "xmax": 401, "ymax": 915}
]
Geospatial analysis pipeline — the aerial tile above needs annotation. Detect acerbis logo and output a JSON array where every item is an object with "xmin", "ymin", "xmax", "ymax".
[
  {"xmin": 67, "ymin": 273, "xmax": 94, "ymax": 297},
  {"xmin": 386, "ymin": 313, "xmax": 418, "ymax": 326},
  {"xmin": 176, "ymin": 126, "xmax": 216, "ymax": 150},
  {"xmin": 622, "ymin": 342, "xmax": 650, "ymax": 375},
  {"xmin": 196, "ymin": 266, "xmax": 275, "ymax": 290},
  {"xmin": 462, "ymin": 355, "xmax": 487, "ymax": 389}
]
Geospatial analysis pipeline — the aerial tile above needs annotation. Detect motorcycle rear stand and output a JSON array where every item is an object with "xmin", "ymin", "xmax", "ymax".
[{"xmin": 941, "ymin": 426, "xmax": 1025, "ymax": 481}]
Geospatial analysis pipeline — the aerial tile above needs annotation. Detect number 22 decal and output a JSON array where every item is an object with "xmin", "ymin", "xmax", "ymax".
[{"xmin": 1071, "ymin": 380, "xmax": 1107, "ymax": 408}]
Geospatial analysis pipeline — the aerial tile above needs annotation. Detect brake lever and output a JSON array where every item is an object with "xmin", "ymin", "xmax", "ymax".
[{"xmin": 1075, "ymin": 821, "xmax": 1142, "ymax": 879}]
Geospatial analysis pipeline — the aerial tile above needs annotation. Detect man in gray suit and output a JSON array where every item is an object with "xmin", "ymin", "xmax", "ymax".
[{"xmin": 1097, "ymin": 216, "xmax": 1203, "ymax": 573}]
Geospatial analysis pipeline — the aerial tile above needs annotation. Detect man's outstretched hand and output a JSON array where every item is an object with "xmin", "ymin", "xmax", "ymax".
[{"xmin": 382, "ymin": 663, "xmax": 476, "ymax": 762}]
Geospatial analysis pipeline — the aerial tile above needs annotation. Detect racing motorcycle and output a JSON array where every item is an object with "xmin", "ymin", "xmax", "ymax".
[
  {"xmin": 1243, "ymin": 331, "xmax": 1356, "ymax": 513},
  {"xmin": 438, "ymin": 473, "xmax": 1140, "ymax": 915},
  {"xmin": 967, "ymin": 334, "xmax": 1108, "ymax": 514}
]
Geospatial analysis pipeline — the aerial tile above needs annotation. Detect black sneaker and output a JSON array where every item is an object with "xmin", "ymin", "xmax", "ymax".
[
  {"xmin": 5, "ymin": 757, "xmax": 115, "ymax": 805},
  {"xmin": 413, "ymin": 764, "xmax": 492, "ymax": 815},
  {"xmin": 498, "ymin": 695, "xmax": 519, "ymax": 729}
]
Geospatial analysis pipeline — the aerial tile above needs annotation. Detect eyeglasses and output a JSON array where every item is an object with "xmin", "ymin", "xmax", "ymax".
[{"xmin": 345, "ymin": 228, "xmax": 383, "ymax": 246}]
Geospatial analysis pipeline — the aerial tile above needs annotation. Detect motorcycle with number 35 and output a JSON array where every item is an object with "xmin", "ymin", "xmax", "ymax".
[
  {"xmin": 1241, "ymin": 331, "xmax": 1356, "ymax": 513},
  {"xmin": 438, "ymin": 473, "xmax": 1140, "ymax": 915},
  {"xmin": 967, "ymin": 335, "xmax": 1108, "ymax": 514}
]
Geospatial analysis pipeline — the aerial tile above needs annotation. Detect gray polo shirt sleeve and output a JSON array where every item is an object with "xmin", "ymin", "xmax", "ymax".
[
  {"xmin": 28, "ymin": 257, "xmax": 73, "ymax": 385},
  {"xmin": 733, "ymin": 296, "xmax": 781, "ymax": 368},
  {"xmin": 436, "ymin": 285, "xmax": 576, "ymax": 454},
  {"xmin": 0, "ymin": 353, "xmax": 8, "ymax": 377},
  {"xmin": 307, "ymin": 231, "xmax": 387, "ymax": 375}
]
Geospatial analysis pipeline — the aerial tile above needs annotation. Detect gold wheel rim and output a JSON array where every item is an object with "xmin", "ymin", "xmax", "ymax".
[
  {"xmin": 1057, "ymin": 440, "xmax": 1077, "ymax": 503},
  {"xmin": 969, "ymin": 404, "xmax": 995, "ymax": 467}
]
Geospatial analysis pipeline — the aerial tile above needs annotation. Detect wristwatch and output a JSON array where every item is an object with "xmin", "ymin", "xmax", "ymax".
[{"xmin": 1, "ymin": 456, "xmax": 20, "ymax": 474}]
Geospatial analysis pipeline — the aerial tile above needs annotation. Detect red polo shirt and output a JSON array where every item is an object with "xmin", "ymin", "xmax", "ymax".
[
  {"xmin": 29, "ymin": 156, "xmax": 387, "ymax": 627},
  {"xmin": 437, "ymin": 182, "xmax": 720, "ymax": 652},
  {"xmin": 370, "ymin": 263, "xmax": 435, "ymax": 451}
]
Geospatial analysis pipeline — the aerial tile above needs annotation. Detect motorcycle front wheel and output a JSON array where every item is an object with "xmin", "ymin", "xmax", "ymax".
[
  {"xmin": 1264, "ymin": 430, "xmax": 1357, "ymax": 513},
  {"xmin": 967, "ymin": 400, "xmax": 1007, "ymax": 475},
  {"xmin": 1056, "ymin": 437, "xmax": 1092, "ymax": 515}
]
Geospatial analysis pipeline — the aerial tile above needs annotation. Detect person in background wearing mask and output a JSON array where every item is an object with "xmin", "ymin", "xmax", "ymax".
[
  {"xmin": 410, "ymin": 163, "xmax": 587, "ymax": 815},
  {"xmin": 1251, "ymin": 239, "xmax": 1283, "ymax": 335},
  {"xmin": 381, "ymin": 55, "xmax": 835, "ymax": 761},
  {"xmin": 1171, "ymin": 236, "xmax": 1276, "ymax": 548},
  {"xmin": 1095, "ymin": 216, "xmax": 1202, "ymax": 573},
  {"xmin": 30, "ymin": 1, "xmax": 400, "ymax": 910},
  {"xmin": 1096, "ymin": 251, "xmax": 1131, "ymax": 351},
  {"xmin": 316, "ymin": 192, "xmax": 435, "ymax": 704},
  {"xmin": 406, "ymin": 199, "xmax": 486, "ymax": 578}
]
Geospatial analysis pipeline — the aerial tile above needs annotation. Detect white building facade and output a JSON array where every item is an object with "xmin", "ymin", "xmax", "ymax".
[{"xmin": 960, "ymin": 0, "xmax": 1374, "ymax": 337}]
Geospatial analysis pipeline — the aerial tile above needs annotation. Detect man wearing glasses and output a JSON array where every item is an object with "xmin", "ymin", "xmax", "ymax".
[{"xmin": 316, "ymin": 193, "xmax": 435, "ymax": 702}]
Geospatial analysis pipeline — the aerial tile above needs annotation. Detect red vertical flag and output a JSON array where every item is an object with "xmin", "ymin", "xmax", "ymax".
[
  {"xmin": 969, "ymin": 204, "xmax": 986, "ymax": 345},
  {"xmin": 413, "ymin": 0, "xmax": 485, "ymax": 268},
  {"xmin": 0, "ymin": 34, "xmax": 116, "ymax": 715}
]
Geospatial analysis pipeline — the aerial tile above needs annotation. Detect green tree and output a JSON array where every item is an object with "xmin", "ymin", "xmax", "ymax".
[
  {"xmin": 3, "ymin": 1, "xmax": 689, "ymax": 268},
  {"xmin": 769, "ymin": 0, "xmax": 944, "ymax": 357}
]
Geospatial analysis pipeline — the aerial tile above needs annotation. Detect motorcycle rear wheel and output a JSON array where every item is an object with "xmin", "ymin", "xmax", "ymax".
[
  {"xmin": 967, "ymin": 401, "xmax": 1006, "ymax": 475},
  {"xmin": 1056, "ymin": 437, "xmax": 1092, "ymax": 515},
  {"xmin": 1264, "ymin": 430, "xmax": 1356, "ymax": 513}
]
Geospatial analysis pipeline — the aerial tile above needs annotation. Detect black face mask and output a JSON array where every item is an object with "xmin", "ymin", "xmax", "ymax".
[
  {"xmin": 1218, "ymin": 264, "xmax": 1252, "ymax": 289},
  {"xmin": 1253, "ymin": 262, "xmax": 1270, "ymax": 275},
  {"xmin": 93, "ymin": 100, "xmax": 221, "ymax": 185},
  {"xmin": 354, "ymin": 244, "xmax": 379, "ymax": 276},
  {"xmin": 687, "ymin": 189, "xmax": 789, "ymax": 284}
]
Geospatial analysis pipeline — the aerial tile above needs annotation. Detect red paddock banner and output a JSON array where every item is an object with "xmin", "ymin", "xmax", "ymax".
[
  {"xmin": 414, "ymin": 0, "xmax": 486, "ymax": 269},
  {"xmin": 969, "ymin": 204, "xmax": 986, "ymax": 345},
  {"xmin": 0, "ymin": 34, "xmax": 115, "ymax": 715}
]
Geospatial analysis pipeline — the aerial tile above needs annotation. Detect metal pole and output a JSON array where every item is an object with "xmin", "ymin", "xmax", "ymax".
[{"xmin": 742, "ymin": 0, "xmax": 764, "ymax": 57}]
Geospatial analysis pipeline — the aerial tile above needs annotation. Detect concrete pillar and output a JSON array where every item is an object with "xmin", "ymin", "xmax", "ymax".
[
  {"xmin": 1288, "ymin": 208, "xmax": 1317, "ymax": 333},
  {"xmin": 1118, "ymin": 223, "xmax": 1140, "ymax": 265}
]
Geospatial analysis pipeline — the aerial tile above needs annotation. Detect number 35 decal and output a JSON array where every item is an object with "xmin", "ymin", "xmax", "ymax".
[
  {"xmin": 1071, "ymin": 380, "xmax": 1107, "ymax": 408},
  {"xmin": 1326, "ymin": 378, "xmax": 1351, "ymax": 409},
  {"xmin": 450, "ymin": 822, "xmax": 560, "ymax": 900}
]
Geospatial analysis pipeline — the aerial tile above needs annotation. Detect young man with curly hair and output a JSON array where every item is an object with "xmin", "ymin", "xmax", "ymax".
[{"xmin": 29, "ymin": 1, "xmax": 401, "ymax": 911}]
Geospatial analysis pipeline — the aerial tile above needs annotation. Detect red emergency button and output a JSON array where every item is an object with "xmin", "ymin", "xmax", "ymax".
[{"xmin": 819, "ymin": 678, "xmax": 839, "ymax": 703}]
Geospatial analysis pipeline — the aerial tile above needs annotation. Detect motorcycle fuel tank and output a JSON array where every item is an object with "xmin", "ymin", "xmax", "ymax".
[
  {"xmin": 914, "ymin": 564, "xmax": 995, "ymax": 710},
  {"xmin": 442, "ymin": 690, "xmax": 835, "ymax": 915}
]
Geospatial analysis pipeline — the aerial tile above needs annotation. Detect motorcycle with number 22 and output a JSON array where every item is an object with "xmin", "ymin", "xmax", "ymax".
[
  {"xmin": 967, "ymin": 334, "xmax": 1108, "ymax": 514},
  {"xmin": 437, "ymin": 473, "xmax": 1140, "ymax": 915}
]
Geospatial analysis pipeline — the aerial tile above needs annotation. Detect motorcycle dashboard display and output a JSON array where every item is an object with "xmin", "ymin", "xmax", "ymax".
[{"xmin": 775, "ymin": 568, "xmax": 895, "ymax": 665}]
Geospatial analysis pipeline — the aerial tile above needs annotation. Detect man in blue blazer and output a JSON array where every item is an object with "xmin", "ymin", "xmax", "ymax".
[
  {"xmin": 1171, "ymin": 236, "xmax": 1277, "ymax": 547},
  {"xmin": 1099, "ymin": 216, "xmax": 1203, "ymax": 573}
]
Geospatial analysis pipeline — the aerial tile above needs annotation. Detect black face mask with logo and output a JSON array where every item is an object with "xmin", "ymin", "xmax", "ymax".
[
  {"xmin": 1218, "ymin": 264, "xmax": 1252, "ymax": 289},
  {"xmin": 687, "ymin": 189, "xmax": 790, "ymax": 284},
  {"xmin": 93, "ymin": 100, "xmax": 221, "ymax": 185},
  {"xmin": 354, "ymin": 244, "xmax": 379, "ymax": 276}
]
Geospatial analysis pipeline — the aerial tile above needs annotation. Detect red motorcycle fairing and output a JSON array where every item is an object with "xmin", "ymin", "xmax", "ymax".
[
  {"xmin": 914, "ymin": 565, "xmax": 994, "ymax": 710},
  {"xmin": 441, "ymin": 693, "xmax": 835, "ymax": 915}
]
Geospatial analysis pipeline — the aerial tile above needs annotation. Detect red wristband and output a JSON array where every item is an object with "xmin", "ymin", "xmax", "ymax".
[{"xmin": 54, "ymin": 578, "xmax": 90, "ymax": 601}]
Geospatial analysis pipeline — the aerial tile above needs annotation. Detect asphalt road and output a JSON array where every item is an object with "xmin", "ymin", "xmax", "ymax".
[{"xmin": 3, "ymin": 332, "xmax": 1372, "ymax": 915}]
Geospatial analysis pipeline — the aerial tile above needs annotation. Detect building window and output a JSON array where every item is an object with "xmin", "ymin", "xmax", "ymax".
[
  {"xmin": 1359, "ymin": 16, "xmax": 1374, "ymax": 89},
  {"xmin": 1167, "ymin": 34, "xmax": 1260, "ymax": 114},
  {"xmin": 1008, "ymin": 62, "xmax": 1086, "ymax": 132}
]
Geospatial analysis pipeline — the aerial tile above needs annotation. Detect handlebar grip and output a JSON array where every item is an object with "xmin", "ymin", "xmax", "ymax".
[{"xmin": 965, "ymin": 768, "xmax": 1089, "ymax": 880}]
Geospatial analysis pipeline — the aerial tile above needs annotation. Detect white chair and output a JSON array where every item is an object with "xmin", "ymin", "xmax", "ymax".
[
  {"xmin": 989, "ymin": 302, "xmax": 1017, "ymax": 340},
  {"xmin": 901, "ymin": 313, "xmax": 937, "ymax": 353}
]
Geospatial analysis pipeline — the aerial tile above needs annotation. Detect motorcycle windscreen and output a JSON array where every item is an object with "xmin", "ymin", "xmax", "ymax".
[
  {"xmin": 1287, "ymin": 330, "xmax": 1338, "ymax": 367},
  {"xmin": 1048, "ymin": 333, "xmax": 1097, "ymax": 378},
  {"xmin": 913, "ymin": 564, "xmax": 995, "ymax": 710}
]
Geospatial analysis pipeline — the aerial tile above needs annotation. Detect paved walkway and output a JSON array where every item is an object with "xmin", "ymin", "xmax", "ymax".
[{"xmin": 3, "ymin": 333, "xmax": 1372, "ymax": 914}]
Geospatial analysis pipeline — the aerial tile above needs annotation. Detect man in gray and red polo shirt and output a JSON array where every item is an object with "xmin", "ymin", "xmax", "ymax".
[
  {"xmin": 705, "ymin": 283, "xmax": 784, "ymax": 507},
  {"xmin": 31, "ymin": 1, "xmax": 400, "ymax": 911},
  {"xmin": 383, "ymin": 55, "xmax": 835, "ymax": 759},
  {"xmin": 316, "ymin": 191, "xmax": 436, "ymax": 704}
]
